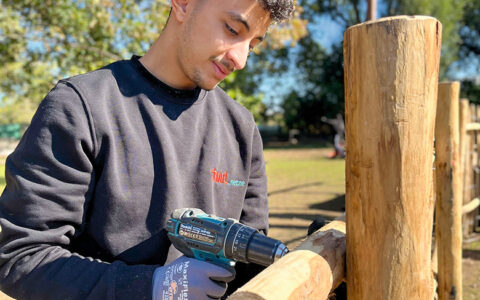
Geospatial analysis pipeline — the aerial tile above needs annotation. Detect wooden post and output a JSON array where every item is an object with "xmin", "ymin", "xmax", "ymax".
[
  {"xmin": 469, "ymin": 103, "xmax": 478, "ymax": 234},
  {"xmin": 344, "ymin": 16, "xmax": 441, "ymax": 299},
  {"xmin": 459, "ymin": 99, "xmax": 470, "ymax": 236},
  {"xmin": 229, "ymin": 216, "xmax": 346, "ymax": 300},
  {"xmin": 367, "ymin": 0, "xmax": 377, "ymax": 21},
  {"xmin": 435, "ymin": 82, "xmax": 462, "ymax": 300},
  {"xmin": 476, "ymin": 105, "xmax": 480, "ymax": 232}
]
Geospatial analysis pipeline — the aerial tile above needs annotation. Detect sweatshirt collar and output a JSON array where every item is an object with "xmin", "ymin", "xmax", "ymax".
[{"xmin": 130, "ymin": 55, "xmax": 205, "ymax": 104}]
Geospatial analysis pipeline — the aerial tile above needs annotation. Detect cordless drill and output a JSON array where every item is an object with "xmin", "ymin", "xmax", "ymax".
[{"xmin": 166, "ymin": 208, "xmax": 289, "ymax": 267}]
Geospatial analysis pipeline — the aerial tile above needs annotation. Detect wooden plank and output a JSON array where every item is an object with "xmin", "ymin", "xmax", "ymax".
[
  {"xmin": 344, "ymin": 16, "xmax": 441, "ymax": 300},
  {"xmin": 435, "ymin": 82, "xmax": 463, "ymax": 300},
  {"xmin": 229, "ymin": 216, "xmax": 346, "ymax": 300},
  {"xmin": 466, "ymin": 122, "xmax": 480, "ymax": 131},
  {"xmin": 463, "ymin": 198, "xmax": 480, "ymax": 215}
]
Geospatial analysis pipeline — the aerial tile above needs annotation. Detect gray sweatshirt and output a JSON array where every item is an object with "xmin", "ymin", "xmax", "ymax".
[{"xmin": 0, "ymin": 56, "xmax": 268, "ymax": 299}]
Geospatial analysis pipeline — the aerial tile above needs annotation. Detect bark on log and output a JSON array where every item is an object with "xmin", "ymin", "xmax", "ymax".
[
  {"xmin": 228, "ymin": 216, "xmax": 346, "ymax": 300},
  {"xmin": 344, "ymin": 16, "xmax": 441, "ymax": 300},
  {"xmin": 435, "ymin": 82, "xmax": 463, "ymax": 300}
]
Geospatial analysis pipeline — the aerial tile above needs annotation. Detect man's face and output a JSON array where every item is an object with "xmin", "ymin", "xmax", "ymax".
[{"xmin": 177, "ymin": 0, "xmax": 271, "ymax": 90}]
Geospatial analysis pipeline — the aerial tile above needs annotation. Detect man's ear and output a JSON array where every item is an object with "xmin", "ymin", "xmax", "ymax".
[{"xmin": 171, "ymin": 0, "xmax": 190, "ymax": 23}]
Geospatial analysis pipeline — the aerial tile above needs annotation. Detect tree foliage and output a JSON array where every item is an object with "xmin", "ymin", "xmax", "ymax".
[
  {"xmin": 386, "ymin": 0, "xmax": 468, "ymax": 77},
  {"xmin": 281, "ymin": 37, "xmax": 343, "ymax": 134},
  {"xmin": 278, "ymin": 0, "xmax": 471, "ymax": 135},
  {"xmin": 457, "ymin": 0, "xmax": 480, "ymax": 103},
  {"xmin": 1, "ymin": 0, "xmax": 171, "ymax": 124},
  {"xmin": 459, "ymin": 0, "xmax": 480, "ymax": 60},
  {"xmin": 0, "ymin": 0, "xmax": 307, "ymax": 124}
]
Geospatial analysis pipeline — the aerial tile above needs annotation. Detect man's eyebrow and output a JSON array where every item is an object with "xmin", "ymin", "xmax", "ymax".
[
  {"xmin": 227, "ymin": 11, "xmax": 266, "ymax": 42},
  {"xmin": 227, "ymin": 11, "xmax": 250, "ymax": 32}
]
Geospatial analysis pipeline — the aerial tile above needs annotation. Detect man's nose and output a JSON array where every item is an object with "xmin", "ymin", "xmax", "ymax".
[{"xmin": 226, "ymin": 42, "xmax": 250, "ymax": 71}]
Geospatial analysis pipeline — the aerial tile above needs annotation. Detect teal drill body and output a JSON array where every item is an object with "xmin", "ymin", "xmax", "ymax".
[{"xmin": 166, "ymin": 208, "xmax": 289, "ymax": 267}]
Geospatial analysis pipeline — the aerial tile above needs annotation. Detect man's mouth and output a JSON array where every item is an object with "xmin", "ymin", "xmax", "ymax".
[{"xmin": 212, "ymin": 61, "xmax": 231, "ymax": 80}]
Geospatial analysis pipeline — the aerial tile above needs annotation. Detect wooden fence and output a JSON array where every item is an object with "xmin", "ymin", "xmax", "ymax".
[
  {"xmin": 230, "ymin": 15, "xmax": 443, "ymax": 300},
  {"xmin": 229, "ymin": 15, "xmax": 480, "ymax": 300},
  {"xmin": 461, "ymin": 103, "xmax": 480, "ymax": 237}
]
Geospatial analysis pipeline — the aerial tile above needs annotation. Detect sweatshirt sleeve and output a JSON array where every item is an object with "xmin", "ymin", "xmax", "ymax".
[
  {"xmin": 0, "ymin": 82, "xmax": 156, "ymax": 300},
  {"xmin": 240, "ymin": 124, "xmax": 269, "ymax": 235}
]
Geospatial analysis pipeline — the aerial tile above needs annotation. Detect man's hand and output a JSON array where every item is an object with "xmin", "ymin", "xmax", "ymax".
[{"xmin": 152, "ymin": 256, "xmax": 235, "ymax": 300}]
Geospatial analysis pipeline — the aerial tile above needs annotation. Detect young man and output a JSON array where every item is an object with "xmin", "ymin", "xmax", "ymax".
[{"xmin": 0, "ymin": 0, "xmax": 294, "ymax": 299}]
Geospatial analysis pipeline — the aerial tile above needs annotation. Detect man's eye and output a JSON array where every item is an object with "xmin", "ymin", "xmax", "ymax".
[{"xmin": 225, "ymin": 23, "xmax": 238, "ymax": 35}]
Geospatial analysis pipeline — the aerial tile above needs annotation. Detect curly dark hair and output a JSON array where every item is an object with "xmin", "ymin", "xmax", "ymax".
[{"xmin": 258, "ymin": 0, "xmax": 295, "ymax": 22}]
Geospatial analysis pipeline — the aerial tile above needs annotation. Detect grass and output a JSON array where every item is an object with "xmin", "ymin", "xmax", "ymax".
[
  {"xmin": 465, "ymin": 240, "xmax": 480, "ymax": 251},
  {"xmin": 264, "ymin": 147, "xmax": 345, "ymax": 248}
]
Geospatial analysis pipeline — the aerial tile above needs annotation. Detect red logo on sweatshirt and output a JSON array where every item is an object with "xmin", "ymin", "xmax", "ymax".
[
  {"xmin": 211, "ymin": 168, "xmax": 228, "ymax": 184},
  {"xmin": 211, "ymin": 168, "xmax": 246, "ymax": 186}
]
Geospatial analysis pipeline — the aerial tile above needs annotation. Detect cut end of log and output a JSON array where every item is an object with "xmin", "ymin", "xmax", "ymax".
[
  {"xmin": 438, "ymin": 81, "xmax": 460, "ymax": 88},
  {"xmin": 229, "ymin": 217, "xmax": 346, "ymax": 300},
  {"xmin": 228, "ymin": 291, "xmax": 266, "ymax": 300},
  {"xmin": 346, "ymin": 15, "xmax": 440, "ymax": 30}
]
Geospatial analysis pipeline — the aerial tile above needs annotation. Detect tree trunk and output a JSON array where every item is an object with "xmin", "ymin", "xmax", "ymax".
[{"xmin": 344, "ymin": 16, "xmax": 441, "ymax": 299}]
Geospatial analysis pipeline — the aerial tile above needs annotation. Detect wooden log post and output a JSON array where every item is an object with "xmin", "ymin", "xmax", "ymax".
[
  {"xmin": 435, "ymin": 82, "xmax": 462, "ymax": 300},
  {"xmin": 459, "ymin": 99, "xmax": 470, "ymax": 236},
  {"xmin": 367, "ymin": 0, "xmax": 377, "ymax": 21},
  {"xmin": 473, "ymin": 105, "xmax": 479, "ymax": 207},
  {"xmin": 476, "ymin": 105, "xmax": 480, "ymax": 232},
  {"xmin": 468, "ymin": 103, "xmax": 477, "ymax": 234},
  {"xmin": 229, "ymin": 216, "xmax": 346, "ymax": 300},
  {"xmin": 344, "ymin": 16, "xmax": 441, "ymax": 299}
]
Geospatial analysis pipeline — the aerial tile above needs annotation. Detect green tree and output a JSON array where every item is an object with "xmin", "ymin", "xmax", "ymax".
[
  {"xmin": 307, "ymin": 0, "xmax": 468, "ymax": 77},
  {"xmin": 459, "ymin": 0, "xmax": 480, "ymax": 60},
  {"xmin": 1, "ymin": 0, "xmax": 171, "ymax": 124},
  {"xmin": 0, "ymin": 0, "xmax": 307, "ymax": 124},
  {"xmin": 280, "ymin": 37, "xmax": 344, "ymax": 134},
  {"xmin": 386, "ymin": 0, "xmax": 468, "ymax": 77},
  {"xmin": 457, "ymin": 0, "xmax": 480, "ymax": 103},
  {"xmin": 278, "ymin": 0, "xmax": 468, "ymax": 135}
]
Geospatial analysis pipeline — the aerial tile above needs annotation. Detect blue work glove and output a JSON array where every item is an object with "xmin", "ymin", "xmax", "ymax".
[{"xmin": 152, "ymin": 256, "xmax": 236, "ymax": 300}]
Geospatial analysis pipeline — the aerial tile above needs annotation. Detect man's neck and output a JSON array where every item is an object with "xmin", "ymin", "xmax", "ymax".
[{"xmin": 139, "ymin": 29, "xmax": 196, "ymax": 91}]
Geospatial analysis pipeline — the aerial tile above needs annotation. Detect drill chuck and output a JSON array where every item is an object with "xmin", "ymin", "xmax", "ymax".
[
  {"xmin": 167, "ymin": 208, "xmax": 289, "ymax": 267},
  {"xmin": 224, "ymin": 223, "xmax": 289, "ymax": 266}
]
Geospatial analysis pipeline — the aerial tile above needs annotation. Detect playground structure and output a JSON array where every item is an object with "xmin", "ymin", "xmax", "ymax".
[{"xmin": 229, "ymin": 16, "xmax": 479, "ymax": 300}]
